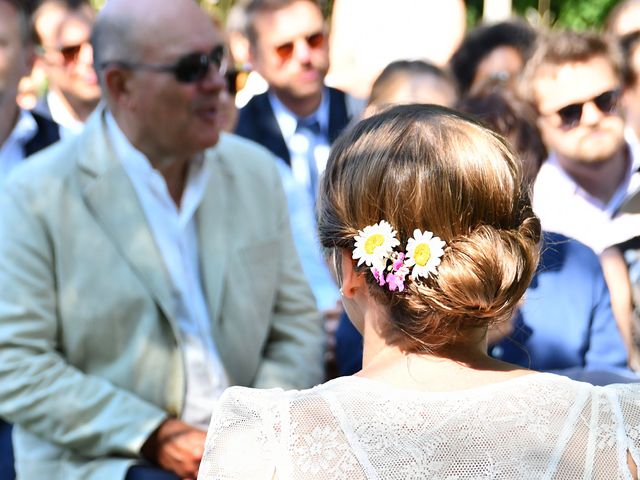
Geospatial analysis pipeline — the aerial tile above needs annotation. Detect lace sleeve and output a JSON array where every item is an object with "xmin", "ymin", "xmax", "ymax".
[
  {"xmin": 198, "ymin": 386, "xmax": 283, "ymax": 480},
  {"xmin": 612, "ymin": 384, "xmax": 640, "ymax": 468}
]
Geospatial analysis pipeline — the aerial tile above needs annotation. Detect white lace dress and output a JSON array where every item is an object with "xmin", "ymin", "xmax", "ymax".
[{"xmin": 198, "ymin": 373, "xmax": 640, "ymax": 479}]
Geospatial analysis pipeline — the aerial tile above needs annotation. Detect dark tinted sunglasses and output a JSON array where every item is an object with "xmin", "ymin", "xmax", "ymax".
[
  {"xmin": 59, "ymin": 43, "xmax": 85, "ymax": 64},
  {"xmin": 275, "ymin": 32, "xmax": 325, "ymax": 61},
  {"xmin": 551, "ymin": 89, "xmax": 620, "ymax": 130},
  {"xmin": 105, "ymin": 45, "xmax": 226, "ymax": 83}
]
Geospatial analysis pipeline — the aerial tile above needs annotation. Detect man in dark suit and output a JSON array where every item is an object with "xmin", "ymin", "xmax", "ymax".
[
  {"xmin": 236, "ymin": 0, "xmax": 353, "ymax": 198},
  {"xmin": 0, "ymin": 1, "xmax": 60, "ymax": 478},
  {"xmin": 235, "ymin": 0, "xmax": 356, "ymax": 339}
]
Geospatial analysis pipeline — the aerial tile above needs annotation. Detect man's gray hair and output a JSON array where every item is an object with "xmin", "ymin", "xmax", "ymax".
[{"xmin": 90, "ymin": 13, "xmax": 136, "ymax": 89}]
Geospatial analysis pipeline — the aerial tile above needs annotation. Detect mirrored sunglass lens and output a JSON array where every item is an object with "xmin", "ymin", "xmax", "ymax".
[
  {"xmin": 594, "ymin": 90, "xmax": 618, "ymax": 114},
  {"xmin": 175, "ymin": 54, "xmax": 209, "ymax": 82},
  {"xmin": 557, "ymin": 103, "xmax": 582, "ymax": 128},
  {"xmin": 307, "ymin": 32, "xmax": 324, "ymax": 49},
  {"xmin": 275, "ymin": 42, "xmax": 294, "ymax": 60}
]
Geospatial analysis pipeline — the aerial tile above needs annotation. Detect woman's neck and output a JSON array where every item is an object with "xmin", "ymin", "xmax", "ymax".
[{"xmin": 358, "ymin": 311, "xmax": 531, "ymax": 392}]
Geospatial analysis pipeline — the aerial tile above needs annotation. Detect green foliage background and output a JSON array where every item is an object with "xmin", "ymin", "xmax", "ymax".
[
  {"xmin": 88, "ymin": 0, "xmax": 623, "ymax": 30},
  {"xmin": 465, "ymin": 0, "xmax": 621, "ymax": 29}
]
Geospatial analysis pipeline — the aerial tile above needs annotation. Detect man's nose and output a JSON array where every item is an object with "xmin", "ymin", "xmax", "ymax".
[
  {"xmin": 77, "ymin": 42, "xmax": 94, "ymax": 65},
  {"xmin": 581, "ymin": 99, "xmax": 605, "ymax": 126},
  {"xmin": 293, "ymin": 38, "xmax": 312, "ymax": 63}
]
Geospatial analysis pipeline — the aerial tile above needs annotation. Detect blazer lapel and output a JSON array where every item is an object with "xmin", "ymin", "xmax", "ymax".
[
  {"xmin": 24, "ymin": 112, "xmax": 60, "ymax": 157},
  {"xmin": 197, "ymin": 144, "xmax": 231, "ymax": 329},
  {"xmin": 253, "ymin": 94, "xmax": 291, "ymax": 164},
  {"xmin": 327, "ymin": 87, "xmax": 350, "ymax": 143},
  {"xmin": 77, "ymin": 109, "xmax": 177, "ymax": 326}
]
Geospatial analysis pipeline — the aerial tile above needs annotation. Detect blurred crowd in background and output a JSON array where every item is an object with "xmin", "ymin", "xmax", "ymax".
[{"xmin": 4, "ymin": 0, "xmax": 640, "ymax": 478}]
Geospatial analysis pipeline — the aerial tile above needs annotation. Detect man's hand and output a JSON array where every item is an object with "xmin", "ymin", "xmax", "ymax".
[{"xmin": 141, "ymin": 418, "xmax": 207, "ymax": 480}]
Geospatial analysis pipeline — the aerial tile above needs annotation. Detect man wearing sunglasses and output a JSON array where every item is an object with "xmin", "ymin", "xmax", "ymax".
[
  {"xmin": 0, "ymin": 0, "xmax": 324, "ymax": 479},
  {"xmin": 235, "ymin": 0, "xmax": 354, "ymax": 337},
  {"xmin": 521, "ymin": 30, "xmax": 640, "ymax": 256},
  {"xmin": 520, "ymin": 30, "xmax": 640, "ymax": 366},
  {"xmin": 31, "ymin": 0, "xmax": 100, "ymax": 137},
  {"xmin": 236, "ymin": 0, "xmax": 354, "ymax": 198}
]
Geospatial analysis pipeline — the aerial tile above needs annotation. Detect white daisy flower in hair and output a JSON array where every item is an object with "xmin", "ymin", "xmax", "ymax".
[
  {"xmin": 405, "ymin": 228, "xmax": 446, "ymax": 280},
  {"xmin": 352, "ymin": 220, "xmax": 400, "ymax": 271}
]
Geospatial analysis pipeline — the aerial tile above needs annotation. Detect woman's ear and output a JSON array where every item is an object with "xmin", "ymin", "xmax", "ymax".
[{"xmin": 339, "ymin": 248, "xmax": 366, "ymax": 299}]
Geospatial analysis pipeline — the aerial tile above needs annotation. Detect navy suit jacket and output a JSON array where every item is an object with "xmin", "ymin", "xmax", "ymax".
[
  {"xmin": 235, "ymin": 87, "xmax": 351, "ymax": 165},
  {"xmin": 24, "ymin": 112, "xmax": 60, "ymax": 157}
]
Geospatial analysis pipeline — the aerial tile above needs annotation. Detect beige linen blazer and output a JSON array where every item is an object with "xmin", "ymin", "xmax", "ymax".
[{"xmin": 0, "ymin": 108, "xmax": 324, "ymax": 479}]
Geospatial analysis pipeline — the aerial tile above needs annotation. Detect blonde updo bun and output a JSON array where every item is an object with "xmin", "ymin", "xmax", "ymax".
[{"xmin": 317, "ymin": 104, "xmax": 541, "ymax": 353}]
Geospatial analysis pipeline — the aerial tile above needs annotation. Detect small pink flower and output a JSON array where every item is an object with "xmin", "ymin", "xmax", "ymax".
[
  {"xmin": 396, "ymin": 265, "xmax": 410, "ymax": 280},
  {"xmin": 392, "ymin": 252, "xmax": 406, "ymax": 271},
  {"xmin": 386, "ymin": 272, "xmax": 405, "ymax": 292},
  {"xmin": 372, "ymin": 268, "xmax": 386, "ymax": 286}
]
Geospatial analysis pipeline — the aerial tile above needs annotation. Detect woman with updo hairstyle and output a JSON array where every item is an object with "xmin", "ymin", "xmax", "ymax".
[{"xmin": 199, "ymin": 104, "xmax": 640, "ymax": 479}]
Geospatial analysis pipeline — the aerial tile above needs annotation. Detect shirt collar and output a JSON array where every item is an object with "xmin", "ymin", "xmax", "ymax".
[
  {"xmin": 543, "ymin": 152, "xmax": 580, "ymax": 196},
  {"xmin": 105, "ymin": 111, "xmax": 209, "ymax": 216},
  {"xmin": 268, "ymin": 88, "xmax": 330, "ymax": 141},
  {"xmin": 47, "ymin": 90, "xmax": 85, "ymax": 136},
  {"xmin": 106, "ymin": 110, "xmax": 154, "ymax": 177},
  {"xmin": 546, "ymin": 143, "xmax": 640, "ymax": 213}
]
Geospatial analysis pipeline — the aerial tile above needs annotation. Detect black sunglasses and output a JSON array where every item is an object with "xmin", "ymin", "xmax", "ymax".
[
  {"xmin": 104, "ymin": 45, "xmax": 226, "ymax": 83},
  {"xmin": 550, "ymin": 89, "xmax": 620, "ymax": 130}
]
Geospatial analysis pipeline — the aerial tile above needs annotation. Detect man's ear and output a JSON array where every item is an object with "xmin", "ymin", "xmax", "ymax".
[
  {"xmin": 339, "ymin": 248, "xmax": 366, "ymax": 299},
  {"xmin": 103, "ymin": 66, "xmax": 134, "ymax": 108}
]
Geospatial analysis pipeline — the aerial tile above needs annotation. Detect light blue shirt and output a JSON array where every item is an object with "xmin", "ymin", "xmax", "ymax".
[
  {"xmin": 0, "ymin": 109, "xmax": 37, "ymax": 188},
  {"xmin": 274, "ymin": 158, "xmax": 339, "ymax": 312},
  {"xmin": 269, "ymin": 90, "xmax": 331, "ymax": 200},
  {"xmin": 267, "ymin": 91, "xmax": 338, "ymax": 311},
  {"xmin": 106, "ymin": 112, "xmax": 229, "ymax": 428}
]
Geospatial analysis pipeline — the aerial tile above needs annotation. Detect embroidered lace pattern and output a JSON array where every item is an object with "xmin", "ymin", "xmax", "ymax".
[{"xmin": 198, "ymin": 373, "xmax": 640, "ymax": 479}]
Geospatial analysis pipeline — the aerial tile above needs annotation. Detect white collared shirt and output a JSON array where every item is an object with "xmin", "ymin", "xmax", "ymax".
[
  {"xmin": 0, "ymin": 109, "xmax": 38, "ymax": 188},
  {"xmin": 47, "ymin": 91, "xmax": 85, "ymax": 138},
  {"xmin": 269, "ymin": 90, "xmax": 331, "ymax": 198},
  {"xmin": 106, "ymin": 112, "xmax": 229, "ymax": 429},
  {"xmin": 533, "ymin": 144, "xmax": 640, "ymax": 253}
]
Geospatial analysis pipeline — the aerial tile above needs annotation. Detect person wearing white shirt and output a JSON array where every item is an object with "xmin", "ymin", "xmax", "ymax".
[{"xmin": 0, "ymin": 1, "xmax": 323, "ymax": 479}]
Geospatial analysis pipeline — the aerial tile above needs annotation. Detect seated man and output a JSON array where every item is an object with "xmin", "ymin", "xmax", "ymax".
[{"xmin": 0, "ymin": 0, "xmax": 324, "ymax": 479}]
